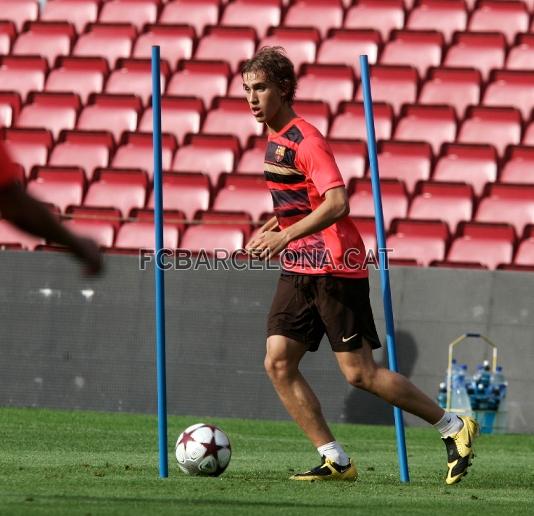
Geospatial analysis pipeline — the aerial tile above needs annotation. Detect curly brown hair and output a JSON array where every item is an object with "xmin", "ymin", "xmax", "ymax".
[{"xmin": 240, "ymin": 46, "xmax": 297, "ymax": 106}]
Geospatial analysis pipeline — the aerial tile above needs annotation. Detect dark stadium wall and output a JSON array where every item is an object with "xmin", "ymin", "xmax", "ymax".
[{"xmin": 1, "ymin": 251, "xmax": 533, "ymax": 433}]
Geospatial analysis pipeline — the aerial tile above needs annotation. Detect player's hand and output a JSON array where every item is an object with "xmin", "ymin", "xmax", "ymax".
[
  {"xmin": 247, "ymin": 230, "xmax": 290, "ymax": 260},
  {"xmin": 72, "ymin": 236, "xmax": 103, "ymax": 275}
]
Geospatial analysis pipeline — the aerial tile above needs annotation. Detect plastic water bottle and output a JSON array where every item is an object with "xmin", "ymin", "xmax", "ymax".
[
  {"xmin": 494, "ymin": 366, "xmax": 508, "ymax": 434},
  {"xmin": 437, "ymin": 382, "xmax": 447, "ymax": 409},
  {"xmin": 450, "ymin": 366, "xmax": 472, "ymax": 417}
]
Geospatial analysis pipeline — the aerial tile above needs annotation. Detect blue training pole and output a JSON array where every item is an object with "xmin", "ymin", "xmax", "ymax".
[
  {"xmin": 359, "ymin": 55, "xmax": 410, "ymax": 483},
  {"xmin": 151, "ymin": 45, "xmax": 168, "ymax": 478}
]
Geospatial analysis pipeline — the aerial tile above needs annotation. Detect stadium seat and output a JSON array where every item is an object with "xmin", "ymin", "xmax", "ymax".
[
  {"xmin": 475, "ymin": 184, "xmax": 534, "ymax": 235},
  {"xmin": 171, "ymin": 134, "xmax": 239, "ymax": 186},
  {"xmin": 506, "ymin": 34, "xmax": 534, "ymax": 71},
  {"xmin": 77, "ymin": 94, "xmax": 142, "ymax": 144},
  {"xmin": 380, "ymin": 30, "xmax": 444, "ymax": 77},
  {"xmin": 26, "ymin": 166, "xmax": 85, "ymax": 213},
  {"xmin": 260, "ymin": 27, "xmax": 320, "ymax": 72},
  {"xmin": 1, "ymin": 0, "xmax": 39, "ymax": 32},
  {"xmin": 220, "ymin": 0, "xmax": 281, "ymax": 38},
  {"xmin": 180, "ymin": 224, "xmax": 244, "ymax": 254},
  {"xmin": 132, "ymin": 25, "xmax": 195, "ymax": 70},
  {"xmin": 356, "ymin": 65, "xmax": 418, "ymax": 115},
  {"xmin": 139, "ymin": 96, "xmax": 204, "ymax": 145},
  {"xmin": 483, "ymin": 71, "xmax": 534, "ymax": 120},
  {"xmin": 67, "ymin": 205, "xmax": 122, "ymax": 231},
  {"xmin": 297, "ymin": 64, "xmax": 354, "ymax": 113},
  {"xmin": 131, "ymin": 208, "xmax": 186, "ymax": 235},
  {"xmin": 159, "ymin": 0, "xmax": 220, "ymax": 37},
  {"xmin": 387, "ymin": 219, "xmax": 450, "ymax": 266},
  {"xmin": 0, "ymin": 21, "xmax": 15, "ymax": 55},
  {"xmin": 0, "ymin": 219, "xmax": 43, "ymax": 250},
  {"xmin": 166, "ymin": 60, "xmax": 230, "ymax": 110},
  {"xmin": 0, "ymin": 92, "xmax": 22, "ymax": 128},
  {"xmin": 374, "ymin": 141, "xmax": 433, "ymax": 193},
  {"xmin": 523, "ymin": 120, "xmax": 534, "ymax": 145},
  {"xmin": 394, "ymin": 105, "xmax": 457, "ymax": 154},
  {"xmin": 458, "ymin": 106, "xmax": 521, "ymax": 157},
  {"xmin": 15, "ymin": 92, "xmax": 81, "ymax": 139},
  {"xmin": 98, "ymin": 0, "xmax": 159, "ymax": 31},
  {"xmin": 447, "ymin": 222, "xmax": 515, "ymax": 269},
  {"xmin": 195, "ymin": 27, "xmax": 256, "ymax": 73},
  {"xmin": 112, "ymin": 133, "xmax": 176, "ymax": 177},
  {"xmin": 514, "ymin": 229, "xmax": 534, "ymax": 266},
  {"xmin": 433, "ymin": 143, "xmax": 497, "ymax": 196},
  {"xmin": 349, "ymin": 179, "xmax": 408, "ymax": 229},
  {"xmin": 444, "ymin": 32, "xmax": 506, "ymax": 81},
  {"xmin": 2, "ymin": 128, "xmax": 53, "ymax": 177},
  {"xmin": 84, "ymin": 168, "xmax": 148, "ymax": 216},
  {"xmin": 63, "ymin": 218, "xmax": 115, "ymax": 248},
  {"xmin": 468, "ymin": 1, "xmax": 528, "ymax": 45},
  {"xmin": 45, "ymin": 57, "xmax": 109, "ymax": 104},
  {"xmin": 292, "ymin": 100, "xmax": 330, "ymax": 136},
  {"xmin": 329, "ymin": 101, "xmax": 394, "ymax": 141},
  {"xmin": 147, "ymin": 172, "xmax": 210, "ymax": 220},
  {"xmin": 406, "ymin": 0, "xmax": 468, "ymax": 43},
  {"xmin": 197, "ymin": 210, "xmax": 253, "ymax": 241},
  {"xmin": 40, "ymin": 0, "xmax": 99, "ymax": 33},
  {"xmin": 328, "ymin": 139, "xmax": 367, "ymax": 186},
  {"xmin": 0, "ymin": 56, "xmax": 48, "ymax": 101},
  {"xmin": 419, "ymin": 67, "xmax": 481, "ymax": 118},
  {"xmin": 105, "ymin": 59, "xmax": 168, "ymax": 106},
  {"xmin": 351, "ymin": 216, "xmax": 376, "ymax": 253},
  {"xmin": 114, "ymin": 221, "xmax": 180, "ymax": 250},
  {"xmin": 213, "ymin": 174, "xmax": 271, "ymax": 221},
  {"xmin": 284, "ymin": 0, "xmax": 344, "ymax": 39},
  {"xmin": 409, "ymin": 181, "xmax": 474, "ymax": 232},
  {"xmin": 12, "ymin": 22, "xmax": 75, "ymax": 67},
  {"xmin": 72, "ymin": 23, "xmax": 137, "ymax": 68},
  {"xmin": 49, "ymin": 130, "xmax": 114, "ymax": 180},
  {"xmin": 344, "ymin": 0, "xmax": 405, "ymax": 41},
  {"xmin": 500, "ymin": 146, "xmax": 534, "ymax": 185},
  {"xmin": 237, "ymin": 136, "xmax": 267, "ymax": 173},
  {"xmin": 202, "ymin": 97, "xmax": 263, "ymax": 147}
]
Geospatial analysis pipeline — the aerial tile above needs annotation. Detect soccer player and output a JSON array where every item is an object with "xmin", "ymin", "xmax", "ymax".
[
  {"xmin": 0, "ymin": 141, "xmax": 102, "ymax": 274},
  {"xmin": 241, "ymin": 47, "xmax": 479, "ymax": 484}
]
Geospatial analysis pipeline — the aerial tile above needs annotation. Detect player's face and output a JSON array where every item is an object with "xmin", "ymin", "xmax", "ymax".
[{"xmin": 242, "ymin": 71, "xmax": 285, "ymax": 125}]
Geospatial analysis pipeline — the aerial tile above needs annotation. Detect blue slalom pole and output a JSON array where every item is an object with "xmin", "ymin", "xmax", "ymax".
[
  {"xmin": 151, "ymin": 46, "xmax": 168, "ymax": 478},
  {"xmin": 359, "ymin": 55, "xmax": 410, "ymax": 483}
]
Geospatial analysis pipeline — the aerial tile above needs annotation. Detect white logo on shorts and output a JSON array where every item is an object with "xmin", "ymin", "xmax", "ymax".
[{"xmin": 342, "ymin": 333, "xmax": 359, "ymax": 343}]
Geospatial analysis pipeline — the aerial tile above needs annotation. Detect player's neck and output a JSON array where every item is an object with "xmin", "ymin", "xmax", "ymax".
[{"xmin": 266, "ymin": 104, "xmax": 297, "ymax": 134}]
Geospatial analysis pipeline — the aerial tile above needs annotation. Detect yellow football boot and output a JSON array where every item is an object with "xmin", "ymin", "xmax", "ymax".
[
  {"xmin": 443, "ymin": 415, "xmax": 480, "ymax": 485},
  {"xmin": 290, "ymin": 456, "xmax": 358, "ymax": 481}
]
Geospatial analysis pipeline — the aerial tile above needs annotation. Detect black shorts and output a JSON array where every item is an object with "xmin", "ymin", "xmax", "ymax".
[{"xmin": 267, "ymin": 274, "xmax": 382, "ymax": 352}]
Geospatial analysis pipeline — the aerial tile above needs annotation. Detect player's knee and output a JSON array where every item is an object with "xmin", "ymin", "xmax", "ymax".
[
  {"xmin": 264, "ymin": 354, "xmax": 295, "ymax": 382},
  {"xmin": 344, "ymin": 366, "xmax": 377, "ymax": 391}
]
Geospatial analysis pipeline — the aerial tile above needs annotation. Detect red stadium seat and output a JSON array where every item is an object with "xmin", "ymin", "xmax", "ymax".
[
  {"xmin": 387, "ymin": 219, "xmax": 450, "ymax": 266},
  {"xmin": 409, "ymin": 181, "xmax": 474, "ymax": 232},
  {"xmin": 483, "ymin": 71, "xmax": 534, "ymax": 120},
  {"xmin": 506, "ymin": 34, "xmax": 534, "ymax": 72},
  {"xmin": 351, "ymin": 216, "xmax": 377, "ymax": 253},
  {"xmin": 98, "ymin": 0, "xmax": 159, "ymax": 31},
  {"xmin": 147, "ymin": 172, "xmax": 210, "ymax": 219},
  {"xmin": 197, "ymin": 211, "xmax": 253, "ymax": 241},
  {"xmin": 2, "ymin": 0, "xmax": 39, "ymax": 32},
  {"xmin": 131, "ymin": 208, "xmax": 186, "ymax": 234},
  {"xmin": 72, "ymin": 23, "xmax": 137, "ymax": 68},
  {"xmin": 444, "ymin": 32, "xmax": 505, "ymax": 81},
  {"xmin": 374, "ymin": 141, "xmax": 433, "ymax": 193},
  {"xmin": 195, "ymin": 27, "xmax": 256, "ymax": 73},
  {"xmin": 458, "ymin": 106, "xmax": 521, "ymax": 157},
  {"xmin": 180, "ymin": 224, "xmax": 244, "ymax": 254},
  {"xmin": 41, "ymin": 0, "xmax": 99, "ymax": 33},
  {"xmin": 349, "ymin": 179, "xmax": 408, "ymax": 229},
  {"xmin": 159, "ymin": 0, "xmax": 220, "ymax": 37},
  {"xmin": 345, "ymin": 0, "xmax": 404, "ymax": 41},
  {"xmin": 15, "ymin": 92, "xmax": 80, "ymax": 139},
  {"xmin": 84, "ymin": 168, "xmax": 147, "ymax": 216},
  {"xmin": 132, "ymin": 25, "xmax": 195, "ymax": 70},
  {"xmin": 328, "ymin": 139, "xmax": 367, "ymax": 186},
  {"xmin": 166, "ymin": 60, "xmax": 230, "ymax": 110},
  {"xmin": 112, "ymin": 133, "xmax": 176, "ymax": 177},
  {"xmin": 447, "ymin": 222, "xmax": 515, "ymax": 269},
  {"xmin": 284, "ymin": 0, "xmax": 344, "ymax": 39},
  {"xmin": 0, "ymin": 21, "xmax": 16, "ymax": 55},
  {"xmin": 202, "ymin": 97, "xmax": 263, "ymax": 147},
  {"xmin": 2, "ymin": 128, "xmax": 53, "ymax": 177},
  {"xmin": 523, "ymin": 120, "xmax": 534, "ymax": 145},
  {"xmin": 292, "ymin": 100, "xmax": 330, "ymax": 136},
  {"xmin": 500, "ymin": 146, "xmax": 534, "ymax": 185},
  {"xmin": 0, "ymin": 56, "xmax": 48, "ymax": 101},
  {"xmin": 356, "ymin": 65, "xmax": 418, "ymax": 115},
  {"xmin": 0, "ymin": 220, "xmax": 43, "ymax": 250},
  {"xmin": 67, "ymin": 205, "xmax": 122, "ymax": 231},
  {"xmin": 419, "ymin": 67, "xmax": 481, "ymax": 118},
  {"xmin": 115, "ymin": 221, "xmax": 179, "ymax": 250},
  {"xmin": 45, "ymin": 57, "xmax": 109, "ymax": 104},
  {"xmin": 394, "ymin": 104, "xmax": 457, "ymax": 154},
  {"xmin": 380, "ymin": 30, "xmax": 444, "ymax": 77},
  {"xmin": 330, "ymin": 101, "xmax": 394, "ymax": 141},
  {"xmin": 468, "ymin": 1, "xmax": 528, "ymax": 45},
  {"xmin": 297, "ymin": 64, "xmax": 354, "ymax": 114},
  {"xmin": 212, "ymin": 174, "xmax": 271, "ymax": 221},
  {"xmin": 26, "ymin": 166, "xmax": 85, "ymax": 213},
  {"xmin": 475, "ymin": 184, "xmax": 534, "ymax": 235},
  {"xmin": 433, "ymin": 143, "xmax": 497, "ymax": 196},
  {"xmin": 515, "ymin": 233, "xmax": 534, "ymax": 266},
  {"xmin": 221, "ymin": 0, "xmax": 282, "ymax": 38},
  {"xmin": 407, "ymin": 0, "xmax": 468, "ymax": 43},
  {"xmin": 49, "ymin": 130, "xmax": 114, "ymax": 180},
  {"xmin": 64, "ymin": 218, "xmax": 116, "ymax": 248},
  {"xmin": 171, "ymin": 134, "xmax": 239, "ymax": 186},
  {"xmin": 237, "ymin": 136, "xmax": 267, "ymax": 173},
  {"xmin": 139, "ymin": 96, "xmax": 204, "ymax": 145},
  {"xmin": 77, "ymin": 94, "xmax": 142, "ymax": 144},
  {"xmin": 0, "ymin": 92, "xmax": 22, "ymax": 128}
]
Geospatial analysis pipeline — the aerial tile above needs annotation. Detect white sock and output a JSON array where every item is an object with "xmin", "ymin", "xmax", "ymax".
[
  {"xmin": 433, "ymin": 412, "xmax": 464, "ymax": 438},
  {"xmin": 317, "ymin": 441, "xmax": 350, "ymax": 466}
]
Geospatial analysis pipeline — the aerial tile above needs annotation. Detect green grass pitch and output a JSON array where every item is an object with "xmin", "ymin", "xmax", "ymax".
[{"xmin": 1, "ymin": 408, "xmax": 533, "ymax": 516}]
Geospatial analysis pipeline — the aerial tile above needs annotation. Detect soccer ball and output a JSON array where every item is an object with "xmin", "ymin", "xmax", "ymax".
[{"xmin": 175, "ymin": 423, "xmax": 231, "ymax": 476}]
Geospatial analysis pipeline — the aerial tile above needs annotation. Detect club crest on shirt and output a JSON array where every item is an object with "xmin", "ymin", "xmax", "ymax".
[{"xmin": 274, "ymin": 145, "xmax": 286, "ymax": 162}]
